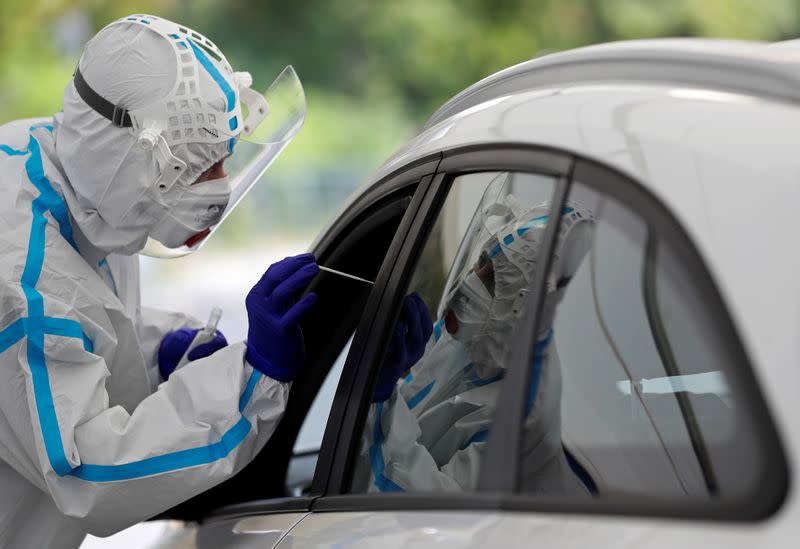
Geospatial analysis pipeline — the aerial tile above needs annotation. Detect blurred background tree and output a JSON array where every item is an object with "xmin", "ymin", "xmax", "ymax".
[{"xmin": 2, "ymin": 0, "xmax": 799, "ymax": 244}]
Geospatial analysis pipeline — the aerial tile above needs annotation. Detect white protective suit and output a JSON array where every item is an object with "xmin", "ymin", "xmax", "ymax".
[
  {"xmin": 0, "ymin": 17, "xmax": 291, "ymax": 548},
  {"xmin": 357, "ymin": 199, "xmax": 594, "ymax": 494}
]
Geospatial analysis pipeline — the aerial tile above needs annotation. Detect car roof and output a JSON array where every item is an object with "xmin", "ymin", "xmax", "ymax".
[
  {"xmin": 317, "ymin": 38, "xmax": 800, "ymax": 252},
  {"xmin": 424, "ymin": 38, "xmax": 800, "ymax": 129},
  {"xmin": 343, "ymin": 38, "xmax": 800, "ymax": 191}
]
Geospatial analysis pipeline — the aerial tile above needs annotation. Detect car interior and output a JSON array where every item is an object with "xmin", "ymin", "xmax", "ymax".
[{"xmin": 159, "ymin": 184, "xmax": 417, "ymax": 521}]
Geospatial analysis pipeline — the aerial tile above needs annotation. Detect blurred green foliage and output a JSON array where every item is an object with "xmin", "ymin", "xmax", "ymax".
[{"xmin": 2, "ymin": 0, "xmax": 799, "ymax": 244}]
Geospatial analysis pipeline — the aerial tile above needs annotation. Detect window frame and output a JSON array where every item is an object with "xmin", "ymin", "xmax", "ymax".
[
  {"xmin": 641, "ymin": 233, "xmax": 719, "ymax": 495},
  {"xmin": 313, "ymin": 171, "xmax": 445, "ymax": 495},
  {"xmin": 311, "ymin": 155, "xmax": 443, "ymax": 496},
  {"xmin": 308, "ymin": 145, "xmax": 788, "ymax": 522},
  {"xmin": 194, "ymin": 154, "xmax": 442, "ymax": 522},
  {"xmin": 318, "ymin": 145, "xmax": 572, "ymax": 497}
]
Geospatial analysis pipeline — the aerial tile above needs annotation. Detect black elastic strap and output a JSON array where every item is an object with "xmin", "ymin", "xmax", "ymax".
[{"xmin": 73, "ymin": 67, "xmax": 133, "ymax": 128}]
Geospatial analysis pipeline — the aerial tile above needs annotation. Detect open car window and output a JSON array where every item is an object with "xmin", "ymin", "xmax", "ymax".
[
  {"xmin": 160, "ymin": 178, "xmax": 422, "ymax": 520},
  {"xmin": 294, "ymin": 335, "xmax": 352, "ymax": 455},
  {"xmin": 286, "ymin": 335, "xmax": 352, "ymax": 496}
]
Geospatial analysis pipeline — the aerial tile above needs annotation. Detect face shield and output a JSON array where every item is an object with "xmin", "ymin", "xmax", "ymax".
[
  {"xmin": 438, "ymin": 173, "xmax": 564, "ymax": 341},
  {"xmin": 437, "ymin": 173, "xmax": 518, "ymax": 320},
  {"xmin": 435, "ymin": 173, "xmax": 514, "ymax": 340},
  {"xmin": 141, "ymin": 66, "xmax": 306, "ymax": 257}
]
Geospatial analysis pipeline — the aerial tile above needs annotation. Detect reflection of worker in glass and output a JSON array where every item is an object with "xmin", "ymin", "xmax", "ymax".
[
  {"xmin": 357, "ymin": 196, "xmax": 594, "ymax": 493},
  {"xmin": 0, "ymin": 14, "xmax": 315, "ymax": 547}
]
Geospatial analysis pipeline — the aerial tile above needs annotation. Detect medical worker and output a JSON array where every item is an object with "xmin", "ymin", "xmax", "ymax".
[
  {"xmin": 357, "ymin": 197, "xmax": 594, "ymax": 494},
  {"xmin": 0, "ymin": 14, "xmax": 315, "ymax": 547}
]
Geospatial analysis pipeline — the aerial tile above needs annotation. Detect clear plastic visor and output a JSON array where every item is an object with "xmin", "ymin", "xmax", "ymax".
[
  {"xmin": 142, "ymin": 66, "xmax": 306, "ymax": 258},
  {"xmin": 436, "ymin": 173, "xmax": 516, "ymax": 318}
]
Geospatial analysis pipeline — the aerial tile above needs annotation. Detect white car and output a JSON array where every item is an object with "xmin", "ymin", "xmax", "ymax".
[{"xmin": 150, "ymin": 38, "xmax": 797, "ymax": 548}]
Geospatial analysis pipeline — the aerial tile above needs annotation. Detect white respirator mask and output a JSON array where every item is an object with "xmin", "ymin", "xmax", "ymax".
[{"xmin": 149, "ymin": 175, "xmax": 232, "ymax": 249}]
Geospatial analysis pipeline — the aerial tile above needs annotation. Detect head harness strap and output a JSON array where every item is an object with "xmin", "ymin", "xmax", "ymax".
[{"xmin": 73, "ymin": 67, "xmax": 133, "ymax": 128}]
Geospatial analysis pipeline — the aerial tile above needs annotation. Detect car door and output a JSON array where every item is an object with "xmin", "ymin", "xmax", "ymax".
[
  {"xmin": 158, "ymin": 156, "xmax": 443, "ymax": 548},
  {"xmin": 273, "ymin": 146, "xmax": 787, "ymax": 548}
]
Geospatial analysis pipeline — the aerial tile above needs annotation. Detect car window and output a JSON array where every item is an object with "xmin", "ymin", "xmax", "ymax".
[
  {"xmin": 348, "ymin": 171, "xmax": 558, "ymax": 493},
  {"xmin": 286, "ymin": 335, "xmax": 351, "ymax": 496},
  {"xmin": 294, "ymin": 335, "xmax": 352, "ymax": 454},
  {"xmin": 519, "ymin": 180, "xmax": 762, "ymax": 500}
]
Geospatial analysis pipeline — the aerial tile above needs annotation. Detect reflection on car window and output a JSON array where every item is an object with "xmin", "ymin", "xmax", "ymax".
[
  {"xmin": 528, "ymin": 181, "xmax": 761, "ymax": 500},
  {"xmin": 350, "ymin": 171, "xmax": 587, "ymax": 494}
]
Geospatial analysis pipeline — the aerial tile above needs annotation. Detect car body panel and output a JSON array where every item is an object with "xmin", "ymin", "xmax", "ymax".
[
  {"xmin": 276, "ymin": 509, "xmax": 794, "ymax": 549},
  {"xmin": 155, "ymin": 512, "xmax": 309, "ymax": 549}
]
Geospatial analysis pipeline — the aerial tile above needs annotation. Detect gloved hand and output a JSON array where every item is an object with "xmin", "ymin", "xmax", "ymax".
[
  {"xmin": 373, "ymin": 293, "xmax": 433, "ymax": 402},
  {"xmin": 246, "ymin": 253, "xmax": 319, "ymax": 381},
  {"xmin": 158, "ymin": 327, "xmax": 228, "ymax": 380}
]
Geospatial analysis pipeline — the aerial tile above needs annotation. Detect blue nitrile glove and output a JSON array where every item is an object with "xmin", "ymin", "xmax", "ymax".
[
  {"xmin": 373, "ymin": 293, "xmax": 433, "ymax": 402},
  {"xmin": 158, "ymin": 327, "xmax": 228, "ymax": 380},
  {"xmin": 246, "ymin": 253, "xmax": 319, "ymax": 381}
]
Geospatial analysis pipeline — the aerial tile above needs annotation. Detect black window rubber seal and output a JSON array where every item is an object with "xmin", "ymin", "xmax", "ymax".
[{"xmin": 312, "ymin": 165, "xmax": 441, "ymax": 496}]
